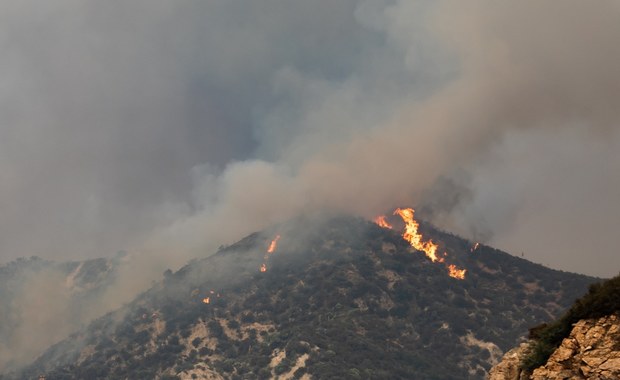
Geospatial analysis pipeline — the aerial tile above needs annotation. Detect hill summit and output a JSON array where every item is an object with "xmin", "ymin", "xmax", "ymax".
[{"xmin": 7, "ymin": 213, "xmax": 597, "ymax": 379}]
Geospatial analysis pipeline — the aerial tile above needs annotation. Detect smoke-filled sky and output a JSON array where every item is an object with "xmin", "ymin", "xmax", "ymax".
[{"xmin": 1, "ymin": 1, "xmax": 619, "ymax": 277}]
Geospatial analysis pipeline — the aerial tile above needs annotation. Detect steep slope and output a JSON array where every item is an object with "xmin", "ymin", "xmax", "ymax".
[
  {"xmin": 490, "ymin": 273, "xmax": 620, "ymax": 379},
  {"xmin": 529, "ymin": 314, "xmax": 620, "ymax": 379},
  {"xmin": 491, "ymin": 322, "xmax": 620, "ymax": 380},
  {"xmin": 8, "ymin": 215, "xmax": 597, "ymax": 380},
  {"xmin": 0, "ymin": 255, "xmax": 126, "ymax": 371}
]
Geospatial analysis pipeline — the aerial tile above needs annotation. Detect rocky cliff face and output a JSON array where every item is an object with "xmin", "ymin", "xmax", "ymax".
[{"xmin": 489, "ymin": 314, "xmax": 620, "ymax": 380}]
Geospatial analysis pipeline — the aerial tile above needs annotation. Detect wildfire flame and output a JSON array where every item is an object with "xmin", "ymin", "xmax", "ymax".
[
  {"xmin": 471, "ymin": 242, "xmax": 480, "ymax": 252},
  {"xmin": 379, "ymin": 207, "xmax": 467, "ymax": 280},
  {"xmin": 393, "ymin": 208, "xmax": 444, "ymax": 263},
  {"xmin": 447, "ymin": 264, "xmax": 467, "ymax": 279},
  {"xmin": 267, "ymin": 235, "xmax": 281, "ymax": 253},
  {"xmin": 202, "ymin": 297, "xmax": 210, "ymax": 304},
  {"xmin": 374, "ymin": 215, "xmax": 393, "ymax": 229},
  {"xmin": 261, "ymin": 235, "xmax": 281, "ymax": 272}
]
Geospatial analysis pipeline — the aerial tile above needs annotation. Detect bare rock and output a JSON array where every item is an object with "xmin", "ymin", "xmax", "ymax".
[
  {"xmin": 489, "ymin": 314, "xmax": 620, "ymax": 380},
  {"xmin": 488, "ymin": 343, "xmax": 531, "ymax": 380}
]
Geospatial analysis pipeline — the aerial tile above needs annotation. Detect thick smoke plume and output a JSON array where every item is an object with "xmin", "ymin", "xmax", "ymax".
[
  {"xmin": 0, "ymin": 0, "xmax": 619, "ymax": 321},
  {"xmin": 152, "ymin": 0, "xmax": 620, "ymax": 277}
]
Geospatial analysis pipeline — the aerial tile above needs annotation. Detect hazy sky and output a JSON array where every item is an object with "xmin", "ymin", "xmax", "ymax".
[{"xmin": 1, "ymin": 1, "xmax": 619, "ymax": 277}]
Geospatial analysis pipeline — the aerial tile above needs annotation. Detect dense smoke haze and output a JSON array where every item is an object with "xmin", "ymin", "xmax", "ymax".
[{"xmin": 1, "ymin": 0, "xmax": 619, "ymax": 278}]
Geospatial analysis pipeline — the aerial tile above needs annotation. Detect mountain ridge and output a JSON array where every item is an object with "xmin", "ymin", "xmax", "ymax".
[{"xmin": 3, "ymin": 214, "xmax": 599, "ymax": 379}]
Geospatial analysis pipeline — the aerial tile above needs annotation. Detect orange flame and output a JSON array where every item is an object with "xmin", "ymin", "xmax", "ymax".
[
  {"xmin": 471, "ymin": 242, "xmax": 480, "ymax": 252},
  {"xmin": 447, "ymin": 264, "xmax": 466, "ymax": 279},
  {"xmin": 267, "ymin": 235, "xmax": 281, "ymax": 253},
  {"xmin": 374, "ymin": 215, "xmax": 393, "ymax": 229},
  {"xmin": 202, "ymin": 297, "xmax": 210, "ymax": 304},
  {"xmin": 261, "ymin": 235, "xmax": 281, "ymax": 272},
  {"xmin": 393, "ymin": 208, "xmax": 444, "ymax": 263}
]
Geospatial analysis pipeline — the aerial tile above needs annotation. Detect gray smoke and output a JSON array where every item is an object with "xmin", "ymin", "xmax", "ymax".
[{"xmin": 1, "ymin": 0, "xmax": 619, "ymax": 281}]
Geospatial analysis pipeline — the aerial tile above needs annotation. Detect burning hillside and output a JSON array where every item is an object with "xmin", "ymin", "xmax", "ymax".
[
  {"xmin": 11, "ymin": 215, "xmax": 598, "ymax": 380},
  {"xmin": 375, "ymin": 207, "xmax": 467, "ymax": 280}
]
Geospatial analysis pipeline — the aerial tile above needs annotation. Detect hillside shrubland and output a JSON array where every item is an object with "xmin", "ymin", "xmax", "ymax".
[{"xmin": 4, "ymin": 216, "xmax": 597, "ymax": 380}]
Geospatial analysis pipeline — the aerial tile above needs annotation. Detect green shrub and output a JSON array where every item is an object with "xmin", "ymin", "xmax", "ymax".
[{"xmin": 521, "ymin": 274, "xmax": 620, "ymax": 371}]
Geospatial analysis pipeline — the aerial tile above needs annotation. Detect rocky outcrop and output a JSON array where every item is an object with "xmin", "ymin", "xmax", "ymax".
[
  {"xmin": 487, "ymin": 343, "xmax": 531, "ymax": 380},
  {"xmin": 489, "ymin": 314, "xmax": 620, "ymax": 380},
  {"xmin": 532, "ymin": 314, "xmax": 620, "ymax": 379}
]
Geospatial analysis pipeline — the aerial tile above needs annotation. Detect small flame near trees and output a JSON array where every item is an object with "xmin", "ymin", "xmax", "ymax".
[
  {"xmin": 267, "ymin": 235, "xmax": 281, "ymax": 253},
  {"xmin": 471, "ymin": 242, "xmax": 480, "ymax": 252},
  {"xmin": 200, "ymin": 290, "xmax": 220, "ymax": 305},
  {"xmin": 374, "ymin": 215, "xmax": 393, "ymax": 229},
  {"xmin": 260, "ymin": 235, "xmax": 280, "ymax": 272},
  {"xmin": 375, "ymin": 207, "xmax": 467, "ymax": 280},
  {"xmin": 447, "ymin": 264, "xmax": 466, "ymax": 280}
]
